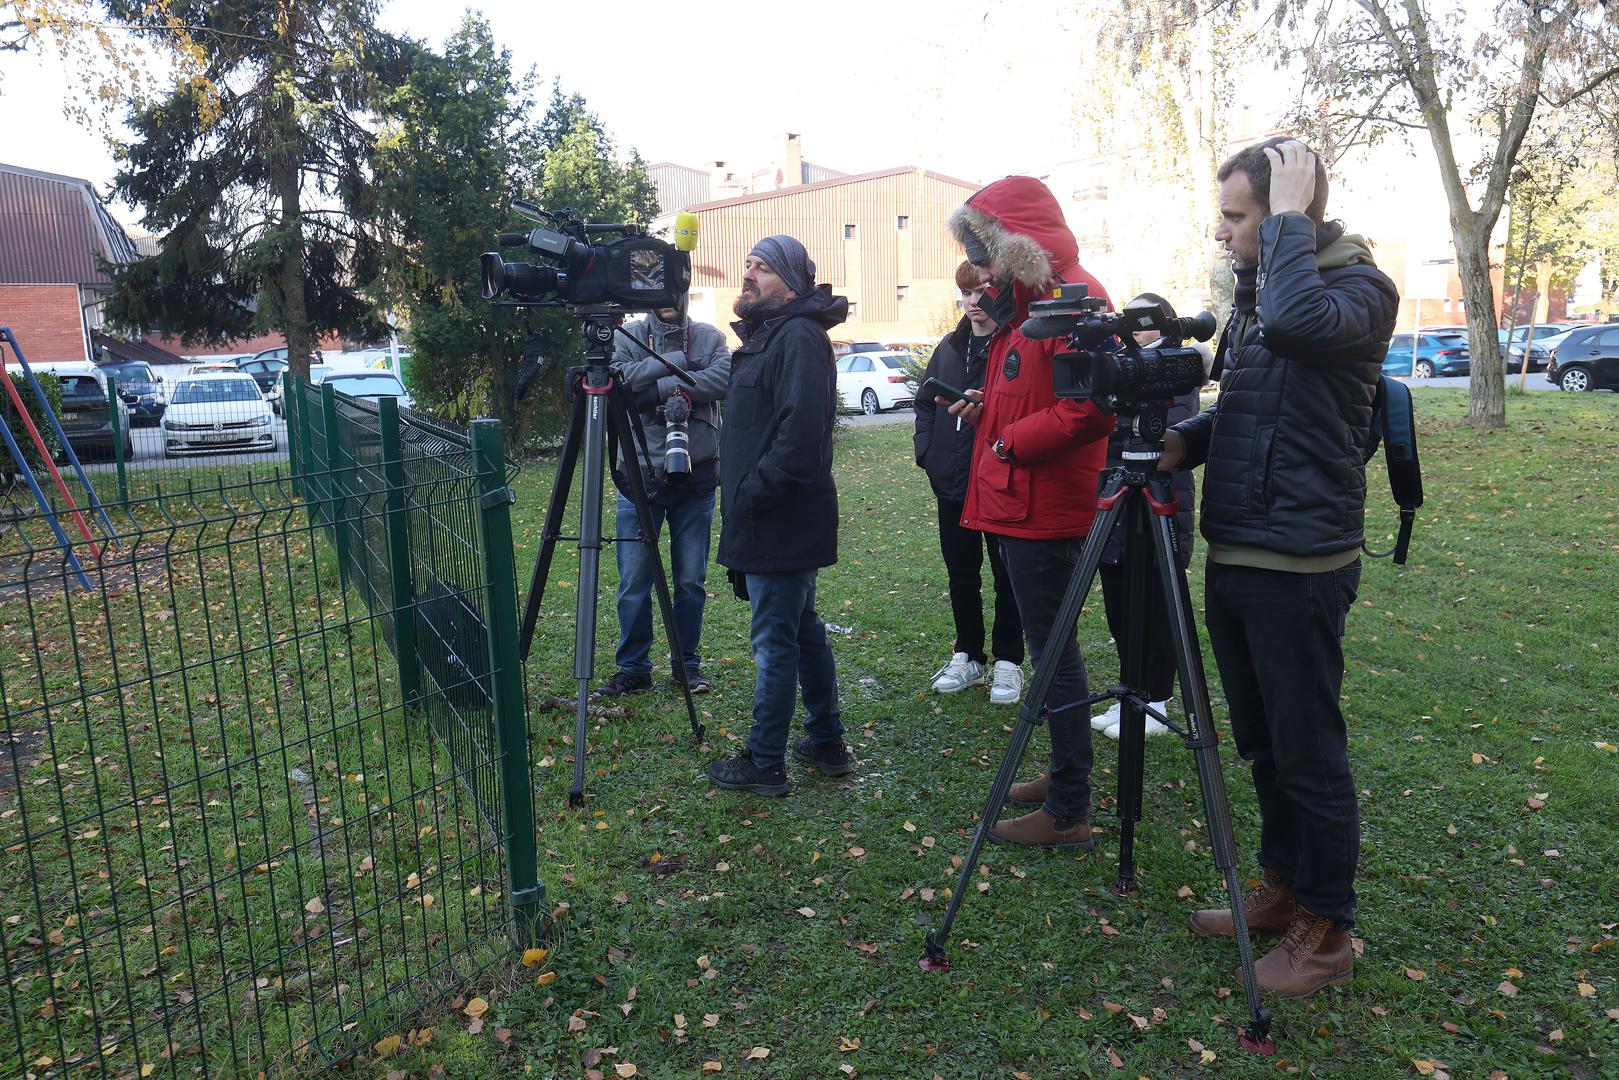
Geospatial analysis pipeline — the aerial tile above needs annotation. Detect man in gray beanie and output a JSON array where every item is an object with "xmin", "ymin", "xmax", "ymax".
[{"xmin": 707, "ymin": 235, "xmax": 853, "ymax": 796}]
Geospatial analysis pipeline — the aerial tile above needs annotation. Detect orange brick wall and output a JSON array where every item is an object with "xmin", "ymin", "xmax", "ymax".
[{"xmin": 0, "ymin": 284, "xmax": 88, "ymax": 362}]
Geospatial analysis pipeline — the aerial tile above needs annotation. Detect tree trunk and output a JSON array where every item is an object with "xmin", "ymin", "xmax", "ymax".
[
  {"xmin": 274, "ymin": 1, "xmax": 310, "ymax": 382},
  {"xmin": 1455, "ymin": 223, "xmax": 1504, "ymax": 428}
]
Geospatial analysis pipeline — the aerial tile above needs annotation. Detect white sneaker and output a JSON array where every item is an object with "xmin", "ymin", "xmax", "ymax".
[
  {"xmin": 1103, "ymin": 700, "xmax": 1171, "ymax": 740},
  {"xmin": 1090, "ymin": 701, "xmax": 1121, "ymax": 732},
  {"xmin": 988, "ymin": 660, "xmax": 1023, "ymax": 705},
  {"xmin": 931, "ymin": 652, "xmax": 985, "ymax": 693}
]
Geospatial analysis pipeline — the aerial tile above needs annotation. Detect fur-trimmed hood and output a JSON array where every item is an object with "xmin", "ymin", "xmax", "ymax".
[{"xmin": 949, "ymin": 176, "xmax": 1080, "ymax": 308}]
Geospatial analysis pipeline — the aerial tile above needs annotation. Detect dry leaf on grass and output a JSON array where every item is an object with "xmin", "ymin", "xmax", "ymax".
[{"xmin": 745, "ymin": 1047, "xmax": 770, "ymax": 1060}]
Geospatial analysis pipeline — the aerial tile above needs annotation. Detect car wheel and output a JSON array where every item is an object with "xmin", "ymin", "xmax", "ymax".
[
  {"xmin": 1558, "ymin": 366, "xmax": 1591, "ymax": 392},
  {"xmin": 1413, "ymin": 359, "xmax": 1435, "ymax": 379},
  {"xmin": 861, "ymin": 388, "xmax": 880, "ymax": 415}
]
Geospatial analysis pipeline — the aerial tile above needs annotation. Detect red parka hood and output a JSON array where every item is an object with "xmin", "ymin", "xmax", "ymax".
[{"xmin": 949, "ymin": 175, "xmax": 1080, "ymax": 319}]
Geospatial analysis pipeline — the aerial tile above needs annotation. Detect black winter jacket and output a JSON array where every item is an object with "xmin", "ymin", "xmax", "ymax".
[
  {"xmin": 913, "ymin": 317, "xmax": 994, "ymax": 502},
  {"xmin": 717, "ymin": 287, "xmax": 849, "ymax": 574},
  {"xmin": 1174, "ymin": 214, "xmax": 1399, "ymax": 559}
]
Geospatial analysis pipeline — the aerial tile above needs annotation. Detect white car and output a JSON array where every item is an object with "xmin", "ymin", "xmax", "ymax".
[
  {"xmin": 322, "ymin": 370, "xmax": 414, "ymax": 410},
  {"xmin": 161, "ymin": 372, "xmax": 277, "ymax": 456},
  {"xmin": 835, "ymin": 351, "xmax": 914, "ymax": 414}
]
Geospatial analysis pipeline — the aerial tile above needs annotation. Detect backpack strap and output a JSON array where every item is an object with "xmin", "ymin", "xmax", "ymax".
[{"xmin": 1362, "ymin": 375, "xmax": 1423, "ymax": 565}]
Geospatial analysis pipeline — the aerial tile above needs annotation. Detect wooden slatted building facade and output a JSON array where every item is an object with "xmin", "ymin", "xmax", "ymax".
[{"xmin": 670, "ymin": 167, "xmax": 982, "ymax": 344}]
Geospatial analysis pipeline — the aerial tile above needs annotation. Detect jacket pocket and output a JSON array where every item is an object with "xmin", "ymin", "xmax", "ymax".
[
  {"xmin": 1245, "ymin": 425, "xmax": 1276, "ymax": 512},
  {"xmin": 974, "ymin": 450, "xmax": 1031, "ymax": 524},
  {"xmin": 725, "ymin": 365, "xmax": 764, "ymax": 428}
]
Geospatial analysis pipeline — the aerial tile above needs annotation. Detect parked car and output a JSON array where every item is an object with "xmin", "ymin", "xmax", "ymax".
[
  {"xmin": 1383, "ymin": 332, "xmax": 1471, "ymax": 378},
  {"xmin": 160, "ymin": 372, "xmax": 277, "ymax": 457},
  {"xmin": 1546, "ymin": 323, "xmax": 1619, "ymax": 392},
  {"xmin": 53, "ymin": 365, "xmax": 133, "ymax": 461},
  {"xmin": 322, "ymin": 370, "xmax": 414, "ymax": 409},
  {"xmin": 93, "ymin": 358, "xmax": 166, "ymax": 424},
  {"xmin": 835, "ymin": 351, "xmax": 913, "ymax": 414},
  {"xmin": 832, "ymin": 341, "xmax": 887, "ymax": 359},
  {"xmin": 1497, "ymin": 330, "xmax": 1552, "ymax": 372}
]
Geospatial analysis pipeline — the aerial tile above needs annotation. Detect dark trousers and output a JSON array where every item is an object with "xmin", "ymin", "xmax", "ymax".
[
  {"xmin": 1098, "ymin": 560, "xmax": 1177, "ymax": 702},
  {"xmin": 936, "ymin": 498, "xmax": 1024, "ymax": 665},
  {"xmin": 1203, "ymin": 559, "xmax": 1362, "ymax": 927},
  {"xmin": 999, "ymin": 535, "xmax": 1092, "ymax": 826},
  {"xmin": 743, "ymin": 570, "xmax": 842, "ymax": 770}
]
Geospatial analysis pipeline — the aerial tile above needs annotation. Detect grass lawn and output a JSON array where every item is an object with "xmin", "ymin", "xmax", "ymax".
[{"xmin": 361, "ymin": 388, "xmax": 1618, "ymax": 1078}]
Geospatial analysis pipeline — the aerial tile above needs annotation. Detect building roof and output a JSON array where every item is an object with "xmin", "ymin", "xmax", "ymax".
[
  {"xmin": 90, "ymin": 331, "xmax": 188, "ymax": 367},
  {"xmin": 0, "ymin": 162, "xmax": 139, "ymax": 286},
  {"xmin": 684, "ymin": 166, "xmax": 980, "ymax": 212}
]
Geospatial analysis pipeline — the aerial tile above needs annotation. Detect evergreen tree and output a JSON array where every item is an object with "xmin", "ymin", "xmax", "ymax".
[{"xmin": 102, "ymin": 0, "xmax": 409, "ymax": 378}]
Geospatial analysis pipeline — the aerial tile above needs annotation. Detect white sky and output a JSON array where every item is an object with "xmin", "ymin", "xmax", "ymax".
[{"xmin": 0, "ymin": 0, "xmax": 1222, "ymax": 228}]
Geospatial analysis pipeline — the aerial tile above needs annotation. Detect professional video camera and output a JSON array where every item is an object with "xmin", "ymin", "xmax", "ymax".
[
  {"xmin": 481, "ymin": 200, "xmax": 691, "ymax": 312},
  {"xmin": 1022, "ymin": 284, "xmax": 1216, "ymax": 415}
]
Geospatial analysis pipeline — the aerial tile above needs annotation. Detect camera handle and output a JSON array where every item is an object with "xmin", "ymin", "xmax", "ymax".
[{"xmin": 918, "ymin": 458, "xmax": 1275, "ymax": 1055}]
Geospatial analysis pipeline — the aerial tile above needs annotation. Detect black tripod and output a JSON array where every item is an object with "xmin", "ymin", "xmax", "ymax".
[
  {"xmin": 517, "ymin": 310, "xmax": 705, "ymax": 807},
  {"xmin": 918, "ymin": 405, "xmax": 1275, "ymax": 1055}
]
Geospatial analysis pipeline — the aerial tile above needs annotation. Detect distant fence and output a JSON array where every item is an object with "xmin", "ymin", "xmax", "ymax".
[{"xmin": 0, "ymin": 376, "xmax": 539, "ymax": 1077}]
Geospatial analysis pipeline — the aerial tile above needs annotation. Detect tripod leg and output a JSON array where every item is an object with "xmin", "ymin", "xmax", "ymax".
[
  {"xmin": 1112, "ymin": 489, "xmax": 1159, "ymax": 897},
  {"xmin": 607, "ymin": 390, "xmax": 703, "ymax": 744},
  {"xmin": 565, "ymin": 387, "xmax": 612, "ymax": 807},
  {"xmin": 920, "ymin": 499, "xmax": 1124, "ymax": 971},
  {"xmin": 519, "ymin": 390, "xmax": 586, "ymax": 662},
  {"xmin": 1147, "ymin": 508, "xmax": 1274, "ymax": 1053}
]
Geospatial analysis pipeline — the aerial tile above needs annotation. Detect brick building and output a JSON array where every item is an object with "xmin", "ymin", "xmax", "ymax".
[{"xmin": 0, "ymin": 162, "xmax": 140, "ymax": 363}]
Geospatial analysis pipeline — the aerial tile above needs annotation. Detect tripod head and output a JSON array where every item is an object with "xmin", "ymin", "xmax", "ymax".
[{"xmin": 514, "ymin": 307, "xmax": 697, "ymax": 401}]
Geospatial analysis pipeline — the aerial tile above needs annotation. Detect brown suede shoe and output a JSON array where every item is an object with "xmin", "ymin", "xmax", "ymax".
[
  {"xmin": 987, "ymin": 808, "xmax": 1093, "ymax": 850},
  {"xmin": 1189, "ymin": 868, "xmax": 1295, "ymax": 939},
  {"xmin": 1006, "ymin": 774, "xmax": 1049, "ymax": 806},
  {"xmin": 1252, "ymin": 905, "xmax": 1353, "ymax": 998}
]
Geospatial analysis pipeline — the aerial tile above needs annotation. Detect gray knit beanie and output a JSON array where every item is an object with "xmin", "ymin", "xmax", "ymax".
[{"xmin": 748, "ymin": 235, "xmax": 816, "ymax": 298}]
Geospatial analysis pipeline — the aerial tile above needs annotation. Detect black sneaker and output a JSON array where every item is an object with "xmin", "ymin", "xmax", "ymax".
[
  {"xmin": 791, "ymin": 735, "xmax": 852, "ymax": 777},
  {"xmin": 593, "ymin": 671, "xmax": 652, "ymax": 697},
  {"xmin": 706, "ymin": 751, "xmax": 788, "ymax": 797},
  {"xmin": 667, "ymin": 671, "xmax": 713, "ymax": 694}
]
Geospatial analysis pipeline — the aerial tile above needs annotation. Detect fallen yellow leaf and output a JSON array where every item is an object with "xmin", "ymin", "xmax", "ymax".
[
  {"xmin": 521, "ymin": 947, "xmax": 548, "ymax": 967},
  {"xmin": 464, "ymin": 996, "xmax": 489, "ymax": 1018},
  {"xmin": 701, "ymin": 1063, "xmax": 722, "ymax": 1074},
  {"xmin": 1405, "ymin": 967, "xmax": 1427, "ymax": 981},
  {"xmin": 745, "ymin": 1047, "xmax": 770, "ymax": 1060},
  {"xmin": 1578, "ymin": 982, "xmax": 1597, "ymax": 997},
  {"xmin": 614, "ymin": 1065, "xmax": 638, "ymax": 1078},
  {"xmin": 373, "ymin": 1034, "xmax": 401, "ymax": 1059},
  {"xmin": 304, "ymin": 897, "xmax": 325, "ymax": 915},
  {"xmin": 536, "ymin": 970, "xmax": 556, "ymax": 986}
]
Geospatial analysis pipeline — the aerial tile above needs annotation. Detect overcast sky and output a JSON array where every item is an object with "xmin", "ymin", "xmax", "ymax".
[{"xmin": 0, "ymin": 0, "xmax": 1243, "ymax": 227}]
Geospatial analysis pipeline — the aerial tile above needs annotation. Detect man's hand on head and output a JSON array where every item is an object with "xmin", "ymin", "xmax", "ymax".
[{"xmin": 1265, "ymin": 140, "xmax": 1317, "ymax": 218}]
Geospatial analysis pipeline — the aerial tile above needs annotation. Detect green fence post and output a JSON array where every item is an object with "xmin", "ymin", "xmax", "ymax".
[
  {"xmin": 106, "ymin": 376, "xmax": 129, "ymax": 509},
  {"xmin": 379, "ymin": 396, "xmax": 420, "ymax": 710},
  {"xmin": 321, "ymin": 381, "xmax": 350, "ymax": 585},
  {"xmin": 300, "ymin": 379, "xmax": 318, "ymax": 517},
  {"xmin": 469, "ymin": 418, "xmax": 543, "ymax": 946},
  {"xmin": 282, "ymin": 371, "xmax": 299, "ymax": 487}
]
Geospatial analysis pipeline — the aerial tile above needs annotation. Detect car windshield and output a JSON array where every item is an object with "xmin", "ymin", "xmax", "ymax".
[
  {"xmin": 59, "ymin": 376, "xmax": 103, "ymax": 400},
  {"xmin": 327, "ymin": 373, "xmax": 405, "ymax": 396},
  {"xmin": 1433, "ymin": 335, "xmax": 1467, "ymax": 346},
  {"xmin": 879, "ymin": 356, "xmax": 905, "ymax": 368},
  {"xmin": 172, "ymin": 379, "xmax": 262, "ymax": 405},
  {"xmin": 99, "ymin": 362, "xmax": 154, "ymax": 382}
]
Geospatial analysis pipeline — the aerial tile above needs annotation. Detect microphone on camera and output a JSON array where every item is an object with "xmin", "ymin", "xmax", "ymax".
[{"xmin": 672, "ymin": 212, "xmax": 700, "ymax": 253}]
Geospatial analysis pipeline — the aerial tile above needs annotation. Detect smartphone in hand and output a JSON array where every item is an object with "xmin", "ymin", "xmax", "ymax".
[{"xmin": 920, "ymin": 376, "xmax": 971, "ymax": 405}]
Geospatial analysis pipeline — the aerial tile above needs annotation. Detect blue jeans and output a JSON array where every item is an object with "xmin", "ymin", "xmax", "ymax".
[
  {"xmin": 614, "ymin": 487, "xmax": 715, "ymax": 677},
  {"xmin": 744, "ymin": 570, "xmax": 842, "ymax": 770}
]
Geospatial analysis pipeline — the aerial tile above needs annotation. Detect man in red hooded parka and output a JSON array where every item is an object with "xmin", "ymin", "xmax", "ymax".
[{"xmin": 945, "ymin": 175, "xmax": 1116, "ymax": 849}]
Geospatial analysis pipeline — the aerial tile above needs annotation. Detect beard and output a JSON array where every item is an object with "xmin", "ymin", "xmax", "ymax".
[{"xmin": 733, "ymin": 289, "xmax": 791, "ymax": 320}]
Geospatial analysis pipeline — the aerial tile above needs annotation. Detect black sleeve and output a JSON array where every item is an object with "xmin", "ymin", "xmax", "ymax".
[
  {"xmin": 1256, "ymin": 214, "xmax": 1400, "ymax": 365},
  {"xmin": 914, "ymin": 346, "xmax": 942, "ymax": 467},
  {"xmin": 736, "ymin": 326, "xmax": 835, "ymax": 512}
]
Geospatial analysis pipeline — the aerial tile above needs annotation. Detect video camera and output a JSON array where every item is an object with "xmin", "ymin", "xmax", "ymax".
[
  {"xmin": 481, "ymin": 201, "xmax": 691, "ymax": 313},
  {"xmin": 1022, "ymin": 284, "xmax": 1216, "ymax": 415}
]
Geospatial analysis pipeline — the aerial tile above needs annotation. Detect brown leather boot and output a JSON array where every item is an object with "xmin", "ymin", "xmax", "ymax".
[
  {"xmin": 1006, "ymin": 773, "xmax": 1049, "ymax": 806},
  {"xmin": 987, "ymin": 808, "xmax": 1092, "ymax": 850},
  {"xmin": 1252, "ymin": 905, "xmax": 1353, "ymax": 998},
  {"xmin": 1189, "ymin": 868, "xmax": 1295, "ymax": 939}
]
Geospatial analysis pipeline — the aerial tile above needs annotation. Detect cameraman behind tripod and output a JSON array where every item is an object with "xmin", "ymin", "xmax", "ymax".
[
  {"xmin": 596, "ymin": 305, "xmax": 731, "ymax": 697},
  {"xmin": 1160, "ymin": 138, "xmax": 1399, "ymax": 997}
]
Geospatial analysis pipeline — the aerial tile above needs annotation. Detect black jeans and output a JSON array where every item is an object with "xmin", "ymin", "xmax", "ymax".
[
  {"xmin": 1099, "ymin": 560, "xmax": 1177, "ymax": 702},
  {"xmin": 936, "ymin": 498, "xmax": 1024, "ymax": 665},
  {"xmin": 1203, "ymin": 559, "xmax": 1362, "ymax": 928},
  {"xmin": 999, "ymin": 535, "xmax": 1092, "ymax": 826}
]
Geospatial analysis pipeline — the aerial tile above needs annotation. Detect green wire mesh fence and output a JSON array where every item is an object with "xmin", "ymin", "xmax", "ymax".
[{"xmin": 0, "ymin": 376, "xmax": 539, "ymax": 1078}]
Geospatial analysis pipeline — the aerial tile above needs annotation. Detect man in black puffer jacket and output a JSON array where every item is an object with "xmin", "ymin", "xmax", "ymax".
[
  {"xmin": 708, "ymin": 235, "xmax": 852, "ymax": 797},
  {"xmin": 1161, "ymin": 138, "xmax": 1399, "ymax": 998}
]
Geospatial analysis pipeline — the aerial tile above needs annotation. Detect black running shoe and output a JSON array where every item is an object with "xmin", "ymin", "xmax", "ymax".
[
  {"xmin": 791, "ymin": 735, "xmax": 852, "ymax": 777},
  {"xmin": 667, "ymin": 671, "xmax": 714, "ymax": 694},
  {"xmin": 706, "ymin": 751, "xmax": 789, "ymax": 797},
  {"xmin": 593, "ymin": 671, "xmax": 652, "ymax": 697}
]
